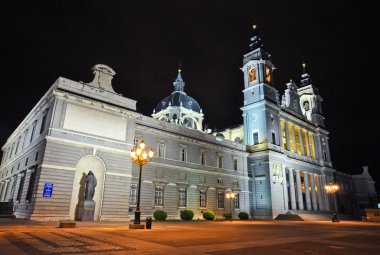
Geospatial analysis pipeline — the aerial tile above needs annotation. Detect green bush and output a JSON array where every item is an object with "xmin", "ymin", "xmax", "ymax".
[
  {"xmin": 222, "ymin": 212, "xmax": 232, "ymax": 220},
  {"xmin": 180, "ymin": 210, "xmax": 194, "ymax": 220},
  {"xmin": 238, "ymin": 212, "xmax": 249, "ymax": 220},
  {"xmin": 153, "ymin": 210, "xmax": 168, "ymax": 220},
  {"xmin": 203, "ymin": 210, "xmax": 215, "ymax": 220}
]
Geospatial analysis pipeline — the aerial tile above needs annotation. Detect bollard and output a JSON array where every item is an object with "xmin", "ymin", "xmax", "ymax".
[{"xmin": 146, "ymin": 217, "xmax": 152, "ymax": 229}]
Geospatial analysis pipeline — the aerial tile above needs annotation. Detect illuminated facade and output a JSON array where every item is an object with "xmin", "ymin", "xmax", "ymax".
[{"xmin": 0, "ymin": 27, "xmax": 376, "ymax": 221}]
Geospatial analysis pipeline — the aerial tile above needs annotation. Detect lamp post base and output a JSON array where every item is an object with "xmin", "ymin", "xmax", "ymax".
[
  {"xmin": 332, "ymin": 213, "xmax": 339, "ymax": 222},
  {"xmin": 134, "ymin": 211, "xmax": 141, "ymax": 224}
]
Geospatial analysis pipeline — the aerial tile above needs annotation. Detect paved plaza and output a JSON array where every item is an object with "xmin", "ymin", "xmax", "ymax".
[{"xmin": 0, "ymin": 219, "xmax": 379, "ymax": 255}]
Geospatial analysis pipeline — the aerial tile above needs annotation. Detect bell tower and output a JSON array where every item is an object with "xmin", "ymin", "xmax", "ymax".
[
  {"xmin": 241, "ymin": 25, "xmax": 280, "ymax": 146},
  {"xmin": 297, "ymin": 61, "xmax": 325, "ymax": 127}
]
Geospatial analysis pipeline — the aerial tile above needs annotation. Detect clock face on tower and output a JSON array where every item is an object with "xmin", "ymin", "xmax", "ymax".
[{"xmin": 265, "ymin": 66, "xmax": 271, "ymax": 83}]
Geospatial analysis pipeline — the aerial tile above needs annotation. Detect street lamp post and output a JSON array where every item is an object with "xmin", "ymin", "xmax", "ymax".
[
  {"xmin": 130, "ymin": 140, "xmax": 154, "ymax": 226},
  {"xmin": 225, "ymin": 190, "xmax": 235, "ymax": 221},
  {"xmin": 324, "ymin": 182, "xmax": 339, "ymax": 223}
]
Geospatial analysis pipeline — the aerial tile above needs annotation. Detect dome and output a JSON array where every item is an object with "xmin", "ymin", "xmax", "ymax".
[
  {"xmin": 155, "ymin": 92, "xmax": 201, "ymax": 113},
  {"xmin": 154, "ymin": 69, "xmax": 202, "ymax": 113}
]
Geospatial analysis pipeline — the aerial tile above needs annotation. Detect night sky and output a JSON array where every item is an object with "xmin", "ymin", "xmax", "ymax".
[{"xmin": 1, "ymin": 1, "xmax": 378, "ymax": 190}]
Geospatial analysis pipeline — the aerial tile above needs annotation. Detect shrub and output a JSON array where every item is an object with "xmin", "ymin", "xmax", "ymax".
[
  {"xmin": 222, "ymin": 212, "xmax": 232, "ymax": 220},
  {"xmin": 203, "ymin": 210, "xmax": 215, "ymax": 220},
  {"xmin": 238, "ymin": 212, "xmax": 249, "ymax": 220},
  {"xmin": 180, "ymin": 210, "xmax": 194, "ymax": 220},
  {"xmin": 153, "ymin": 210, "xmax": 168, "ymax": 220}
]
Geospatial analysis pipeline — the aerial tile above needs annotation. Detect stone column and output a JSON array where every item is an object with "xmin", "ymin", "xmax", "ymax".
[
  {"xmin": 292, "ymin": 126, "xmax": 297, "ymax": 153},
  {"xmin": 285, "ymin": 121, "xmax": 290, "ymax": 150},
  {"xmin": 0, "ymin": 182, "xmax": 4, "ymax": 201},
  {"xmin": 282, "ymin": 165, "xmax": 289, "ymax": 210},
  {"xmin": 309, "ymin": 173, "xmax": 318, "ymax": 210},
  {"xmin": 295, "ymin": 170, "xmax": 304, "ymax": 210},
  {"xmin": 288, "ymin": 169, "xmax": 297, "ymax": 210},
  {"xmin": 321, "ymin": 175, "xmax": 330, "ymax": 211},
  {"xmin": 315, "ymin": 175, "xmax": 324, "ymax": 211},
  {"xmin": 299, "ymin": 129, "xmax": 305, "ymax": 156},
  {"xmin": 304, "ymin": 131, "xmax": 310, "ymax": 157},
  {"xmin": 303, "ymin": 171, "xmax": 312, "ymax": 210}
]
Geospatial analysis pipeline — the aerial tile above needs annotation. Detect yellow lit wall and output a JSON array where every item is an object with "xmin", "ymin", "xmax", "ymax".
[
  {"xmin": 280, "ymin": 119, "xmax": 287, "ymax": 150},
  {"xmin": 302, "ymin": 129, "xmax": 310, "ymax": 157},
  {"xmin": 295, "ymin": 127, "xmax": 302, "ymax": 155},
  {"xmin": 288, "ymin": 123, "xmax": 295, "ymax": 152},
  {"xmin": 309, "ymin": 132, "xmax": 316, "ymax": 159}
]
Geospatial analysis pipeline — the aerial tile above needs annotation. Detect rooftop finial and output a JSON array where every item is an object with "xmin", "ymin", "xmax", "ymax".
[
  {"xmin": 300, "ymin": 59, "xmax": 312, "ymax": 87},
  {"xmin": 302, "ymin": 59, "xmax": 307, "ymax": 74},
  {"xmin": 249, "ymin": 21, "xmax": 265, "ymax": 51},
  {"xmin": 173, "ymin": 64, "xmax": 185, "ymax": 92},
  {"xmin": 178, "ymin": 61, "xmax": 182, "ymax": 73}
]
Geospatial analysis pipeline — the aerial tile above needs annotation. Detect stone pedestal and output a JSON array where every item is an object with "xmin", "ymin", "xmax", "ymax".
[
  {"xmin": 79, "ymin": 200, "xmax": 95, "ymax": 221},
  {"xmin": 129, "ymin": 223, "xmax": 145, "ymax": 229}
]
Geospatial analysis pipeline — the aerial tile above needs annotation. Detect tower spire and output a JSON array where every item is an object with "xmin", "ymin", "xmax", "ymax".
[
  {"xmin": 249, "ymin": 24, "xmax": 265, "ymax": 51},
  {"xmin": 300, "ymin": 60, "xmax": 312, "ymax": 87},
  {"xmin": 173, "ymin": 66, "xmax": 185, "ymax": 92}
]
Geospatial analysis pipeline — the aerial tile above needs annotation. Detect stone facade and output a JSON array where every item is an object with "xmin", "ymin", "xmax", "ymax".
[{"xmin": 0, "ymin": 28, "xmax": 376, "ymax": 221}]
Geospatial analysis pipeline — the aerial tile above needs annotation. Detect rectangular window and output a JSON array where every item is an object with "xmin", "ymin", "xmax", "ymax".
[
  {"xmin": 217, "ymin": 178, "xmax": 223, "ymax": 185},
  {"xmin": 234, "ymin": 193, "xmax": 240, "ymax": 208},
  {"xmin": 25, "ymin": 157, "xmax": 28, "ymax": 166},
  {"xmin": 181, "ymin": 147, "xmax": 187, "ymax": 162},
  {"xmin": 217, "ymin": 191, "xmax": 224, "ymax": 208},
  {"xmin": 26, "ymin": 171, "xmax": 36, "ymax": 201},
  {"xmin": 40, "ymin": 110, "xmax": 48, "ymax": 134},
  {"xmin": 22, "ymin": 129, "xmax": 29, "ymax": 148},
  {"xmin": 9, "ymin": 144, "xmax": 14, "ymax": 159},
  {"xmin": 288, "ymin": 123, "xmax": 295, "ymax": 152},
  {"xmin": 217, "ymin": 155, "xmax": 223, "ymax": 168},
  {"xmin": 295, "ymin": 127, "xmax": 302, "ymax": 155},
  {"xmin": 233, "ymin": 159, "xmax": 238, "ymax": 171},
  {"xmin": 154, "ymin": 186, "xmax": 164, "ymax": 206},
  {"xmin": 35, "ymin": 151, "xmax": 39, "ymax": 161},
  {"xmin": 323, "ymin": 151, "xmax": 327, "ymax": 161},
  {"xmin": 17, "ymin": 174, "xmax": 26, "ymax": 201},
  {"xmin": 201, "ymin": 151, "xmax": 206, "ymax": 165},
  {"xmin": 30, "ymin": 121, "xmax": 37, "ymax": 143},
  {"xmin": 157, "ymin": 143, "xmax": 165, "ymax": 158},
  {"xmin": 133, "ymin": 138, "xmax": 139, "ymax": 146},
  {"xmin": 280, "ymin": 119, "xmax": 287, "ymax": 150},
  {"xmin": 9, "ymin": 176, "xmax": 18, "ymax": 200},
  {"xmin": 253, "ymin": 132, "xmax": 259, "ymax": 145},
  {"xmin": 129, "ymin": 185, "xmax": 137, "ymax": 205},
  {"xmin": 15, "ymin": 137, "xmax": 21, "ymax": 155},
  {"xmin": 178, "ymin": 188, "xmax": 187, "ymax": 207},
  {"xmin": 271, "ymin": 132, "xmax": 276, "ymax": 145},
  {"xmin": 199, "ymin": 190, "xmax": 206, "ymax": 207}
]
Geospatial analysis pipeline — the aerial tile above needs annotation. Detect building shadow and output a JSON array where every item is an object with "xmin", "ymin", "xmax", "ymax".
[{"xmin": 74, "ymin": 172, "xmax": 86, "ymax": 221}]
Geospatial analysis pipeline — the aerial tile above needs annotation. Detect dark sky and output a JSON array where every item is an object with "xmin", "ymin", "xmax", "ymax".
[{"xmin": 1, "ymin": 1, "xmax": 378, "ymax": 190}]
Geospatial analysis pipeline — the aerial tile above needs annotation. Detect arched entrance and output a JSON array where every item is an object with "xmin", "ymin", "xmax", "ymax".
[{"xmin": 69, "ymin": 155, "xmax": 106, "ymax": 221}]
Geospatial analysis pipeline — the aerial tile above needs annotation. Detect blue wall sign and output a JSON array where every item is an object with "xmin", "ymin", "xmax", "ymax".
[{"xmin": 43, "ymin": 183, "xmax": 54, "ymax": 197}]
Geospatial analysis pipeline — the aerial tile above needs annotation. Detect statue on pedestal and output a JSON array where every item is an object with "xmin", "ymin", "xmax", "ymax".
[
  {"xmin": 80, "ymin": 170, "xmax": 97, "ymax": 221},
  {"xmin": 84, "ymin": 170, "xmax": 97, "ymax": 201}
]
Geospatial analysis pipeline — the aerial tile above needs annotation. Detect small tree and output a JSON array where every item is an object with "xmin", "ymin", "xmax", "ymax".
[
  {"xmin": 180, "ymin": 210, "xmax": 194, "ymax": 220},
  {"xmin": 153, "ymin": 210, "xmax": 168, "ymax": 220},
  {"xmin": 238, "ymin": 212, "xmax": 249, "ymax": 220},
  {"xmin": 203, "ymin": 210, "xmax": 215, "ymax": 220},
  {"xmin": 223, "ymin": 212, "xmax": 232, "ymax": 220}
]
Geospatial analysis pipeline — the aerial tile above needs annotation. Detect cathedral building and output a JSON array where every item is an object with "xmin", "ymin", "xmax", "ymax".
[{"xmin": 0, "ymin": 26, "xmax": 375, "ymax": 221}]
